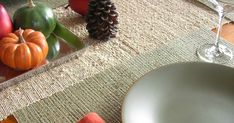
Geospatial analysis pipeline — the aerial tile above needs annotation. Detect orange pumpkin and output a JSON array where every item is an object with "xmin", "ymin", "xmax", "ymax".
[{"xmin": 0, "ymin": 28, "xmax": 48, "ymax": 70}]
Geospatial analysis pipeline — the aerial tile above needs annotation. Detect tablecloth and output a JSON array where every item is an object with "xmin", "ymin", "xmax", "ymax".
[{"xmin": 0, "ymin": 0, "xmax": 228, "ymax": 121}]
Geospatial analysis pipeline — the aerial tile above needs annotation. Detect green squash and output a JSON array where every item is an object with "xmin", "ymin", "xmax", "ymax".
[
  {"xmin": 53, "ymin": 22, "xmax": 85, "ymax": 50},
  {"xmin": 46, "ymin": 33, "xmax": 60, "ymax": 60},
  {"xmin": 13, "ymin": 1, "xmax": 56, "ymax": 38}
]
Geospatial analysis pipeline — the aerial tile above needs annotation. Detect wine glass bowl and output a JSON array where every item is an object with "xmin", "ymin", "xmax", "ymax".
[{"xmin": 197, "ymin": 0, "xmax": 234, "ymax": 63}]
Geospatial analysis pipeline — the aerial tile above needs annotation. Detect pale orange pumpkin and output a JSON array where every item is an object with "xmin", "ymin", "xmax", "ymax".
[{"xmin": 0, "ymin": 28, "xmax": 48, "ymax": 70}]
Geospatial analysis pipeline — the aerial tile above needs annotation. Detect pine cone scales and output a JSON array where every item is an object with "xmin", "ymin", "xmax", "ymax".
[{"xmin": 86, "ymin": 0, "xmax": 118, "ymax": 41}]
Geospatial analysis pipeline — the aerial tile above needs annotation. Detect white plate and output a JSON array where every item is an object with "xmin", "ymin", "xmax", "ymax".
[{"xmin": 122, "ymin": 62, "xmax": 234, "ymax": 123}]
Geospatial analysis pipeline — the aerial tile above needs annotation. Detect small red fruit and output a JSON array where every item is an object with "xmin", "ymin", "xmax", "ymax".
[
  {"xmin": 69, "ymin": 0, "xmax": 89, "ymax": 16},
  {"xmin": 77, "ymin": 112, "xmax": 106, "ymax": 123},
  {"xmin": 0, "ymin": 4, "xmax": 13, "ymax": 39}
]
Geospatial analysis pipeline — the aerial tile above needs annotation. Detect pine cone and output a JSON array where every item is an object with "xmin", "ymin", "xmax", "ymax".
[{"xmin": 86, "ymin": 0, "xmax": 118, "ymax": 41}]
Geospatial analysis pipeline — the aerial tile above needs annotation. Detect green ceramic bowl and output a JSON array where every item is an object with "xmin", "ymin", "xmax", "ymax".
[{"xmin": 122, "ymin": 62, "xmax": 234, "ymax": 123}]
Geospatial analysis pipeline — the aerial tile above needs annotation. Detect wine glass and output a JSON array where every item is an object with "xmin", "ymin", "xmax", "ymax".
[{"xmin": 197, "ymin": 0, "xmax": 234, "ymax": 63}]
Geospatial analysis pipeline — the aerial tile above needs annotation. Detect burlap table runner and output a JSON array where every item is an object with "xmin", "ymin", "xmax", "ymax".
[
  {"xmin": 11, "ymin": 28, "xmax": 234, "ymax": 123},
  {"xmin": 0, "ymin": 0, "xmax": 229, "ymax": 121}
]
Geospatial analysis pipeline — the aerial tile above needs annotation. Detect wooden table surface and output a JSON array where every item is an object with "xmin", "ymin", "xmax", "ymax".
[{"xmin": 212, "ymin": 22, "xmax": 234, "ymax": 44}]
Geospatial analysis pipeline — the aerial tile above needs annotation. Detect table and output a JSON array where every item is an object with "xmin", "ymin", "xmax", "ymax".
[{"xmin": 1, "ymin": 0, "xmax": 234, "ymax": 122}]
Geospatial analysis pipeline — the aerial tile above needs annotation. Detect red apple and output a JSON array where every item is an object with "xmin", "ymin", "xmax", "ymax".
[
  {"xmin": 69, "ymin": 0, "xmax": 89, "ymax": 16},
  {"xmin": 77, "ymin": 112, "xmax": 105, "ymax": 123},
  {"xmin": 0, "ymin": 4, "xmax": 13, "ymax": 39}
]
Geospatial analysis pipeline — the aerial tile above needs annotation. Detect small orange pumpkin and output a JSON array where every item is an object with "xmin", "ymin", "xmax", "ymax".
[{"xmin": 0, "ymin": 28, "xmax": 48, "ymax": 70}]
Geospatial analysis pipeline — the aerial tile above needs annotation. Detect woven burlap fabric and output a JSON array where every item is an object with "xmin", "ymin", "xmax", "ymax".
[
  {"xmin": 0, "ymin": 0, "xmax": 230, "ymax": 120},
  {"xmin": 11, "ymin": 28, "xmax": 234, "ymax": 123}
]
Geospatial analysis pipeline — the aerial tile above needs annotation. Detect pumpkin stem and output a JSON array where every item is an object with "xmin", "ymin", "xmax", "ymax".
[
  {"xmin": 28, "ymin": 0, "xmax": 35, "ymax": 7},
  {"xmin": 19, "ymin": 28, "xmax": 26, "ymax": 43}
]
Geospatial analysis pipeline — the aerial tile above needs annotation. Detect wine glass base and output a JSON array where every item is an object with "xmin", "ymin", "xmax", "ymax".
[{"xmin": 197, "ymin": 44, "xmax": 233, "ymax": 64}]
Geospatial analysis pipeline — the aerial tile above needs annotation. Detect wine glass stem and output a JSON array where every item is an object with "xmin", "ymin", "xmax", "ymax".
[{"xmin": 214, "ymin": 12, "xmax": 225, "ymax": 48}]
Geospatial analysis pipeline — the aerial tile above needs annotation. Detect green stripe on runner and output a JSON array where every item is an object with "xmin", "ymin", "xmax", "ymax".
[{"xmin": 12, "ymin": 28, "xmax": 234, "ymax": 123}]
